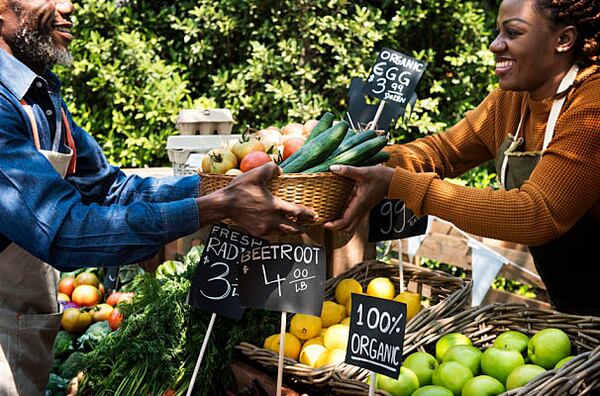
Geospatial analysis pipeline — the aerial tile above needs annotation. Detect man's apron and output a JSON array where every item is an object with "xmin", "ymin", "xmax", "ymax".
[
  {"xmin": 0, "ymin": 102, "xmax": 76, "ymax": 395},
  {"xmin": 495, "ymin": 65, "xmax": 599, "ymax": 316}
]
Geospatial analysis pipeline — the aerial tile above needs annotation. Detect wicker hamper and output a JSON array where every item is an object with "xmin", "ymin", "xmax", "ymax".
[
  {"xmin": 331, "ymin": 303, "xmax": 600, "ymax": 395},
  {"xmin": 236, "ymin": 260, "xmax": 471, "ymax": 389},
  {"xmin": 198, "ymin": 172, "xmax": 354, "ymax": 225}
]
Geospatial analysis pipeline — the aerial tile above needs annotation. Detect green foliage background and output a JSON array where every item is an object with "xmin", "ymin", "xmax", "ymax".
[{"xmin": 59, "ymin": 0, "xmax": 501, "ymax": 169}]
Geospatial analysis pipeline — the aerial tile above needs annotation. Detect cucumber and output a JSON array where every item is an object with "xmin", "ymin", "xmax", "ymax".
[
  {"xmin": 280, "ymin": 112, "xmax": 335, "ymax": 168},
  {"xmin": 302, "ymin": 136, "xmax": 388, "ymax": 173},
  {"xmin": 327, "ymin": 129, "xmax": 377, "ymax": 158},
  {"xmin": 282, "ymin": 121, "xmax": 349, "ymax": 173},
  {"xmin": 305, "ymin": 112, "xmax": 335, "ymax": 143},
  {"xmin": 358, "ymin": 150, "xmax": 390, "ymax": 166}
]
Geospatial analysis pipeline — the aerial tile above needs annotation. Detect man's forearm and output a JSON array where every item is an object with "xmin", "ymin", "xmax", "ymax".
[{"xmin": 195, "ymin": 188, "xmax": 230, "ymax": 225}]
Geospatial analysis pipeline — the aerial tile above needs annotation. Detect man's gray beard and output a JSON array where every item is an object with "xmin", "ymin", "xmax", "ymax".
[{"xmin": 12, "ymin": 26, "xmax": 73, "ymax": 71}]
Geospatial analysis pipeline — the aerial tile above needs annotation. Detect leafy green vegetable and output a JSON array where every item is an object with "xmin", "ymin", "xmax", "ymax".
[
  {"xmin": 59, "ymin": 351, "xmax": 86, "ymax": 380},
  {"xmin": 77, "ymin": 321, "xmax": 111, "ymax": 352},
  {"xmin": 52, "ymin": 331, "xmax": 76, "ymax": 359},
  {"xmin": 45, "ymin": 373, "xmax": 69, "ymax": 396}
]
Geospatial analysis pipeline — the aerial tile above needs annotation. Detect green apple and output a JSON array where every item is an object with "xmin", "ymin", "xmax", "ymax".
[
  {"xmin": 527, "ymin": 328, "xmax": 571, "ymax": 369},
  {"xmin": 376, "ymin": 367, "xmax": 420, "ymax": 396},
  {"xmin": 554, "ymin": 355, "xmax": 575, "ymax": 369},
  {"xmin": 506, "ymin": 364, "xmax": 546, "ymax": 390},
  {"xmin": 492, "ymin": 330, "xmax": 529, "ymax": 357},
  {"xmin": 403, "ymin": 351, "xmax": 438, "ymax": 386},
  {"xmin": 480, "ymin": 347, "xmax": 525, "ymax": 384},
  {"xmin": 435, "ymin": 333, "xmax": 472, "ymax": 361},
  {"xmin": 431, "ymin": 361, "xmax": 473, "ymax": 396},
  {"xmin": 461, "ymin": 375, "xmax": 505, "ymax": 396},
  {"xmin": 411, "ymin": 385, "xmax": 454, "ymax": 396},
  {"xmin": 442, "ymin": 345, "xmax": 482, "ymax": 375}
]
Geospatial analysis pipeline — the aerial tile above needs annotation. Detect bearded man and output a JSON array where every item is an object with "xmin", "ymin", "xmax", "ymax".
[{"xmin": 0, "ymin": 1, "xmax": 314, "ymax": 394}]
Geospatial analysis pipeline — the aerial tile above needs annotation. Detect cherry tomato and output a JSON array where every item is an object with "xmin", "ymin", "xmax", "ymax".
[
  {"xmin": 58, "ymin": 276, "xmax": 76, "ymax": 297},
  {"xmin": 240, "ymin": 151, "xmax": 272, "ymax": 172},
  {"xmin": 61, "ymin": 308, "xmax": 93, "ymax": 334},
  {"xmin": 108, "ymin": 307, "xmax": 123, "ymax": 330},
  {"xmin": 71, "ymin": 285, "xmax": 101, "ymax": 307}
]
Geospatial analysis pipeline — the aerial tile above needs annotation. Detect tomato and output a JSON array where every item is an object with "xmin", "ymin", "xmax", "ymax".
[
  {"xmin": 108, "ymin": 307, "xmax": 123, "ymax": 330},
  {"xmin": 74, "ymin": 272, "xmax": 100, "ymax": 289},
  {"xmin": 105, "ymin": 291, "xmax": 134, "ymax": 307},
  {"xmin": 231, "ymin": 139, "xmax": 265, "ymax": 162},
  {"xmin": 163, "ymin": 389, "xmax": 176, "ymax": 396},
  {"xmin": 283, "ymin": 137, "xmax": 305, "ymax": 161},
  {"xmin": 92, "ymin": 303, "xmax": 114, "ymax": 322},
  {"xmin": 225, "ymin": 168, "xmax": 243, "ymax": 176},
  {"xmin": 281, "ymin": 123, "xmax": 304, "ymax": 136},
  {"xmin": 255, "ymin": 129, "xmax": 281, "ymax": 152},
  {"xmin": 240, "ymin": 151, "xmax": 272, "ymax": 172},
  {"xmin": 57, "ymin": 292, "xmax": 71, "ymax": 302},
  {"xmin": 58, "ymin": 276, "xmax": 76, "ymax": 297},
  {"xmin": 98, "ymin": 283, "xmax": 105, "ymax": 299},
  {"xmin": 61, "ymin": 308, "xmax": 93, "ymax": 334},
  {"xmin": 71, "ymin": 285, "xmax": 101, "ymax": 307},
  {"xmin": 303, "ymin": 119, "xmax": 318, "ymax": 137},
  {"xmin": 201, "ymin": 149, "xmax": 238, "ymax": 174}
]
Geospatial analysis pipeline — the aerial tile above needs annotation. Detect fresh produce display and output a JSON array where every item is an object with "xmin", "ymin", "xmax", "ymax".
[
  {"xmin": 260, "ymin": 275, "xmax": 423, "ymax": 369},
  {"xmin": 372, "ymin": 328, "xmax": 574, "ymax": 396},
  {"xmin": 199, "ymin": 112, "xmax": 390, "ymax": 175}
]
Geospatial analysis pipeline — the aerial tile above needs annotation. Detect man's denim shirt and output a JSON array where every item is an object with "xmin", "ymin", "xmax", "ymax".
[{"xmin": 0, "ymin": 49, "xmax": 200, "ymax": 270}]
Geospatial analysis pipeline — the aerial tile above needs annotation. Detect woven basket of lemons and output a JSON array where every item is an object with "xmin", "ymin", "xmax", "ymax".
[
  {"xmin": 330, "ymin": 303, "xmax": 600, "ymax": 395},
  {"xmin": 235, "ymin": 259, "xmax": 471, "ymax": 389}
]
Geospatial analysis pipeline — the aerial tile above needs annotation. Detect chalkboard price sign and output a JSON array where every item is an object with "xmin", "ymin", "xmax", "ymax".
[
  {"xmin": 188, "ymin": 224, "xmax": 265, "ymax": 320},
  {"xmin": 368, "ymin": 199, "xmax": 428, "ymax": 242},
  {"xmin": 238, "ymin": 243, "xmax": 326, "ymax": 316},
  {"xmin": 345, "ymin": 293, "xmax": 407, "ymax": 378},
  {"xmin": 366, "ymin": 48, "xmax": 426, "ymax": 108}
]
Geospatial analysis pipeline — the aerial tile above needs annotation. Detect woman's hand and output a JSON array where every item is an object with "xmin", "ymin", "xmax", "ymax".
[{"xmin": 324, "ymin": 164, "xmax": 395, "ymax": 232}]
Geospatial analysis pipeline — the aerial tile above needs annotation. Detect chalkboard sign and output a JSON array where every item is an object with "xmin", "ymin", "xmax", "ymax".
[
  {"xmin": 345, "ymin": 293, "xmax": 407, "ymax": 378},
  {"xmin": 238, "ymin": 243, "xmax": 326, "ymax": 316},
  {"xmin": 366, "ymin": 48, "xmax": 426, "ymax": 108},
  {"xmin": 368, "ymin": 199, "xmax": 429, "ymax": 242},
  {"xmin": 188, "ymin": 224, "xmax": 265, "ymax": 320}
]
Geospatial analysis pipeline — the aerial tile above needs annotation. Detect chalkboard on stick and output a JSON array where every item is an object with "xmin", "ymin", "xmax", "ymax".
[
  {"xmin": 366, "ymin": 48, "xmax": 426, "ymax": 108},
  {"xmin": 238, "ymin": 243, "xmax": 326, "ymax": 317},
  {"xmin": 345, "ymin": 293, "xmax": 407, "ymax": 378},
  {"xmin": 368, "ymin": 199, "xmax": 428, "ymax": 242},
  {"xmin": 188, "ymin": 223, "xmax": 265, "ymax": 320}
]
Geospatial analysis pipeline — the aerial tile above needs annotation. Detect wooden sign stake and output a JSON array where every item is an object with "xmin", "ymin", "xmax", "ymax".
[
  {"xmin": 369, "ymin": 371, "xmax": 376, "ymax": 396},
  {"xmin": 186, "ymin": 313, "xmax": 217, "ymax": 396},
  {"xmin": 276, "ymin": 311, "xmax": 287, "ymax": 396},
  {"xmin": 397, "ymin": 239, "xmax": 405, "ymax": 293},
  {"xmin": 366, "ymin": 100, "xmax": 386, "ymax": 131}
]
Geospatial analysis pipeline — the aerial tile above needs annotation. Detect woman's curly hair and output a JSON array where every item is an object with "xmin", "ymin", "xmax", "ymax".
[{"xmin": 536, "ymin": 0, "xmax": 600, "ymax": 64}]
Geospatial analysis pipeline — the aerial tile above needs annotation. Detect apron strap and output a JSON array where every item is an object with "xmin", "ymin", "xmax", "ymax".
[
  {"xmin": 542, "ymin": 64, "xmax": 579, "ymax": 151},
  {"xmin": 19, "ymin": 99, "xmax": 77, "ymax": 174}
]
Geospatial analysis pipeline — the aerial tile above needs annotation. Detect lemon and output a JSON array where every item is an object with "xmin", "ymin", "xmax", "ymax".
[
  {"xmin": 303, "ymin": 337, "xmax": 324, "ymax": 347},
  {"xmin": 324, "ymin": 324, "xmax": 350, "ymax": 350},
  {"xmin": 366, "ymin": 277, "xmax": 396, "ymax": 300},
  {"xmin": 300, "ymin": 344, "xmax": 328, "ymax": 367},
  {"xmin": 263, "ymin": 334, "xmax": 278, "ymax": 350},
  {"xmin": 321, "ymin": 301, "xmax": 346, "ymax": 327},
  {"xmin": 290, "ymin": 313, "xmax": 322, "ymax": 341},
  {"xmin": 341, "ymin": 317, "xmax": 351, "ymax": 326},
  {"xmin": 335, "ymin": 278, "xmax": 363, "ymax": 305},
  {"xmin": 266, "ymin": 332, "xmax": 302, "ymax": 360},
  {"xmin": 344, "ymin": 292, "xmax": 363, "ymax": 316},
  {"xmin": 394, "ymin": 291, "xmax": 423, "ymax": 321},
  {"xmin": 315, "ymin": 348, "xmax": 347, "ymax": 368}
]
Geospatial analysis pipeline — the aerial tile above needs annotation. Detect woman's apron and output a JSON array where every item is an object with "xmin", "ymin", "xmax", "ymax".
[
  {"xmin": 495, "ymin": 65, "xmax": 599, "ymax": 316},
  {"xmin": 0, "ymin": 102, "xmax": 76, "ymax": 395}
]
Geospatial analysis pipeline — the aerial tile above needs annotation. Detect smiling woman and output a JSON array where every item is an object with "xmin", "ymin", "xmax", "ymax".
[{"xmin": 326, "ymin": 0, "xmax": 600, "ymax": 316}]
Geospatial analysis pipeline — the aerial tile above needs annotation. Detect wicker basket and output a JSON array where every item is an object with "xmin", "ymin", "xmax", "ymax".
[
  {"xmin": 235, "ymin": 260, "xmax": 471, "ymax": 388},
  {"xmin": 331, "ymin": 303, "xmax": 600, "ymax": 395},
  {"xmin": 198, "ymin": 171, "xmax": 354, "ymax": 224}
]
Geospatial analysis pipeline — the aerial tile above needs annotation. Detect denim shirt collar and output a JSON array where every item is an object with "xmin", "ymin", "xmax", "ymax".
[{"xmin": 0, "ymin": 48, "xmax": 62, "ymax": 100}]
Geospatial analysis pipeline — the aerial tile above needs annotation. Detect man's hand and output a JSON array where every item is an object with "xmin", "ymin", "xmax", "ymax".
[
  {"xmin": 196, "ymin": 162, "xmax": 317, "ymax": 237},
  {"xmin": 324, "ymin": 164, "xmax": 395, "ymax": 232}
]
